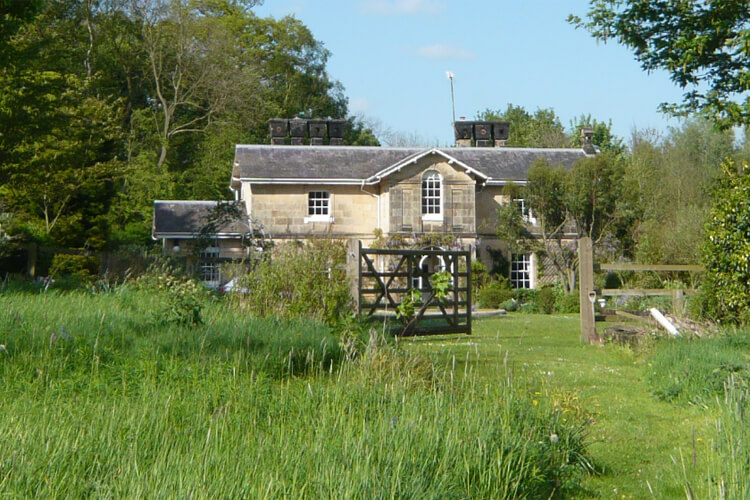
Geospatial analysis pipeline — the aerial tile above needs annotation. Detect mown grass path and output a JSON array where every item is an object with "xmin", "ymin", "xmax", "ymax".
[{"xmin": 403, "ymin": 315, "xmax": 716, "ymax": 499}]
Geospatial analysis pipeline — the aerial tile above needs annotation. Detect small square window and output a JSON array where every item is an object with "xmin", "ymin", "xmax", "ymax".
[{"xmin": 308, "ymin": 191, "xmax": 330, "ymax": 216}]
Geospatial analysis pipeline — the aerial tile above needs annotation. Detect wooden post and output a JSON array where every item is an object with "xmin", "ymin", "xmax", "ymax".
[
  {"xmin": 346, "ymin": 239, "xmax": 360, "ymax": 314},
  {"xmin": 26, "ymin": 242, "xmax": 37, "ymax": 278},
  {"xmin": 672, "ymin": 289, "xmax": 685, "ymax": 317},
  {"xmin": 578, "ymin": 236, "xmax": 596, "ymax": 343}
]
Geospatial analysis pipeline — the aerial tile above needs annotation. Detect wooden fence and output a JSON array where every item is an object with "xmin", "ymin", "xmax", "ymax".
[{"xmin": 578, "ymin": 236, "xmax": 704, "ymax": 343}]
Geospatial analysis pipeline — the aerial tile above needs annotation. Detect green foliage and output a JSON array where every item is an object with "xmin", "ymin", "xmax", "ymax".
[
  {"xmin": 49, "ymin": 254, "xmax": 99, "ymax": 285},
  {"xmin": 477, "ymin": 279, "xmax": 513, "ymax": 309},
  {"xmin": 0, "ymin": 287, "xmax": 593, "ymax": 498},
  {"xmin": 136, "ymin": 266, "xmax": 209, "ymax": 326},
  {"xmin": 395, "ymin": 288, "xmax": 422, "ymax": 321},
  {"xmin": 238, "ymin": 240, "xmax": 351, "ymax": 326},
  {"xmin": 554, "ymin": 292, "xmax": 580, "ymax": 314},
  {"xmin": 477, "ymin": 104, "xmax": 568, "ymax": 148},
  {"xmin": 513, "ymin": 288, "xmax": 539, "ymax": 310},
  {"xmin": 0, "ymin": 0, "xmax": 367, "ymax": 251},
  {"xmin": 569, "ymin": 114, "xmax": 625, "ymax": 154},
  {"xmin": 470, "ymin": 259, "xmax": 488, "ymax": 297},
  {"xmin": 646, "ymin": 331, "xmax": 750, "ymax": 406},
  {"xmin": 499, "ymin": 298, "xmax": 518, "ymax": 312},
  {"xmin": 536, "ymin": 286, "xmax": 557, "ymax": 315},
  {"xmin": 625, "ymin": 120, "xmax": 735, "ymax": 264},
  {"xmin": 702, "ymin": 161, "xmax": 750, "ymax": 322},
  {"xmin": 571, "ymin": 2, "xmax": 750, "ymax": 128}
]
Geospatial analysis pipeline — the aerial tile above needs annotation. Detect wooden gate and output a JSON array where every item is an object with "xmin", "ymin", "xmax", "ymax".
[{"xmin": 357, "ymin": 243, "xmax": 472, "ymax": 336}]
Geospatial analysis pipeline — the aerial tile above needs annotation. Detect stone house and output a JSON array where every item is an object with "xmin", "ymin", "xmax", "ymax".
[{"xmin": 154, "ymin": 120, "xmax": 594, "ymax": 288}]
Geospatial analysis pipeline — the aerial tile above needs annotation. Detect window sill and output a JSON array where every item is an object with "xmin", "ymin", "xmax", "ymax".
[
  {"xmin": 304, "ymin": 216, "xmax": 334, "ymax": 224},
  {"xmin": 422, "ymin": 214, "xmax": 443, "ymax": 222}
]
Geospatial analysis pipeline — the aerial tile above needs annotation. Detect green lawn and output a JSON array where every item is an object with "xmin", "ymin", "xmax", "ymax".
[{"xmin": 402, "ymin": 314, "xmax": 716, "ymax": 499}]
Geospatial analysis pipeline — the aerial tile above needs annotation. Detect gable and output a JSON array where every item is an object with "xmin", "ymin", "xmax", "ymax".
[{"xmin": 382, "ymin": 152, "xmax": 478, "ymax": 187}]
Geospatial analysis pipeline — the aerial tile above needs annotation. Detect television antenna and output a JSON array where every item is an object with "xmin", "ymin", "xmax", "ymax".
[{"xmin": 446, "ymin": 71, "xmax": 456, "ymax": 126}]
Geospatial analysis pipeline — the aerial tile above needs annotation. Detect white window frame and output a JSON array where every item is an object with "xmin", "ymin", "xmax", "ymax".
[
  {"xmin": 200, "ymin": 246, "xmax": 221, "ymax": 287},
  {"xmin": 421, "ymin": 171, "xmax": 443, "ymax": 221},
  {"xmin": 513, "ymin": 198, "xmax": 537, "ymax": 225},
  {"xmin": 304, "ymin": 190, "xmax": 334, "ymax": 223},
  {"xmin": 510, "ymin": 253, "xmax": 534, "ymax": 289}
]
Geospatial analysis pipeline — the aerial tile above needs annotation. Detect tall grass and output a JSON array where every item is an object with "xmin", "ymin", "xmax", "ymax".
[
  {"xmin": 0, "ymin": 282, "xmax": 593, "ymax": 498},
  {"xmin": 708, "ymin": 377, "xmax": 750, "ymax": 499},
  {"xmin": 645, "ymin": 331, "xmax": 750, "ymax": 405},
  {"xmin": 644, "ymin": 330, "xmax": 750, "ymax": 497}
]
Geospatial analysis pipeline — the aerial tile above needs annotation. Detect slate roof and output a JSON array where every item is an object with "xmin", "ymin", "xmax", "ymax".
[
  {"xmin": 152, "ymin": 201, "xmax": 250, "ymax": 238},
  {"xmin": 231, "ymin": 145, "xmax": 590, "ymax": 186}
]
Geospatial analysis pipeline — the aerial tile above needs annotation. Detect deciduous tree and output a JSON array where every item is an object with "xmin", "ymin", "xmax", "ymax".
[{"xmin": 570, "ymin": 1, "xmax": 750, "ymax": 128}]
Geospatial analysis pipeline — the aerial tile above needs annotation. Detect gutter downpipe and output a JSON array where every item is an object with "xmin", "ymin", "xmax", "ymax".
[{"xmin": 360, "ymin": 178, "xmax": 381, "ymax": 230}]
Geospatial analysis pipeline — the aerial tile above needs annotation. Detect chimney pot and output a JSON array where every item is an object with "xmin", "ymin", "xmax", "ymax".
[{"xmin": 581, "ymin": 127, "xmax": 596, "ymax": 154}]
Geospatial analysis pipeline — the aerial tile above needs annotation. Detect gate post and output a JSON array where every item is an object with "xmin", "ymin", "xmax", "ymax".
[
  {"xmin": 346, "ymin": 239, "xmax": 360, "ymax": 314},
  {"xmin": 578, "ymin": 236, "xmax": 597, "ymax": 343}
]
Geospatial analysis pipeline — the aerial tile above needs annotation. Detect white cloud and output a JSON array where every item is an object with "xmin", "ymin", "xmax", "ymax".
[
  {"xmin": 359, "ymin": 0, "xmax": 445, "ymax": 16},
  {"xmin": 416, "ymin": 44, "xmax": 476, "ymax": 61},
  {"xmin": 349, "ymin": 98, "xmax": 372, "ymax": 114}
]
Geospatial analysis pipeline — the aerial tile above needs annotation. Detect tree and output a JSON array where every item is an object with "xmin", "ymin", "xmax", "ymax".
[
  {"xmin": 570, "ymin": 1, "xmax": 750, "ymax": 128},
  {"xmin": 702, "ymin": 160, "xmax": 750, "ymax": 322},
  {"xmin": 623, "ymin": 119, "xmax": 736, "ymax": 264},
  {"xmin": 477, "ymin": 105, "xmax": 568, "ymax": 148},
  {"xmin": 496, "ymin": 153, "xmax": 625, "ymax": 293},
  {"xmin": 569, "ymin": 115, "xmax": 624, "ymax": 155},
  {"xmin": 0, "ymin": 73, "xmax": 123, "ymax": 249},
  {"xmin": 133, "ymin": 0, "xmax": 264, "ymax": 166}
]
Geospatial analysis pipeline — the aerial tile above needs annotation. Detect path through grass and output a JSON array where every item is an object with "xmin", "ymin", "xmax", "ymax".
[{"xmin": 403, "ymin": 314, "xmax": 716, "ymax": 499}]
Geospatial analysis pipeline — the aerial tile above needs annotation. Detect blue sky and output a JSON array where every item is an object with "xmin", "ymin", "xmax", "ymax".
[{"xmin": 254, "ymin": 0, "xmax": 688, "ymax": 146}]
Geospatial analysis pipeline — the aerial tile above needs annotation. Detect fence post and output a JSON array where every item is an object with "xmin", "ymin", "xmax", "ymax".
[
  {"xmin": 672, "ymin": 289, "xmax": 686, "ymax": 317},
  {"xmin": 578, "ymin": 236, "xmax": 597, "ymax": 343}
]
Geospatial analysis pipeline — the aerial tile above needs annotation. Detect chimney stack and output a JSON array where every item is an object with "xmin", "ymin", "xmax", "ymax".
[
  {"xmin": 453, "ymin": 120, "xmax": 511, "ymax": 147},
  {"xmin": 581, "ymin": 127, "xmax": 595, "ymax": 154}
]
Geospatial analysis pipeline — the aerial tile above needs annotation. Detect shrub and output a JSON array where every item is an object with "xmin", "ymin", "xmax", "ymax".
[
  {"xmin": 499, "ymin": 299, "xmax": 518, "ymax": 312},
  {"xmin": 536, "ymin": 286, "xmax": 558, "ymax": 314},
  {"xmin": 477, "ymin": 279, "xmax": 513, "ymax": 309},
  {"xmin": 513, "ymin": 288, "xmax": 538, "ymax": 307},
  {"xmin": 49, "ymin": 254, "xmax": 99, "ymax": 285},
  {"xmin": 702, "ymin": 161, "xmax": 750, "ymax": 322},
  {"xmin": 135, "ymin": 264, "xmax": 209, "ymax": 325},
  {"xmin": 237, "ymin": 239, "xmax": 352, "ymax": 326},
  {"xmin": 555, "ymin": 292, "xmax": 580, "ymax": 313}
]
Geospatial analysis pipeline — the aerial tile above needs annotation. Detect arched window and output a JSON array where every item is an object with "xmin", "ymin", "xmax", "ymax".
[{"xmin": 421, "ymin": 171, "xmax": 442, "ymax": 220}]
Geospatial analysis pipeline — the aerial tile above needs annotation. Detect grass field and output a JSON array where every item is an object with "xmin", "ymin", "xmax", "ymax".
[
  {"xmin": 403, "ymin": 314, "xmax": 749, "ymax": 499},
  {"xmin": 0, "ymin": 284, "xmax": 591, "ymax": 498},
  {"xmin": 1, "ymin": 280, "xmax": 748, "ymax": 498}
]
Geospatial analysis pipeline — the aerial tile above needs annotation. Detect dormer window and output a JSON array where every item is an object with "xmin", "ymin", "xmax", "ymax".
[{"xmin": 422, "ymin": 171, "xmax": 442, "ymax": 221}]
